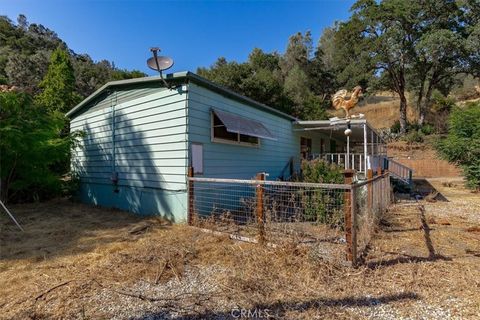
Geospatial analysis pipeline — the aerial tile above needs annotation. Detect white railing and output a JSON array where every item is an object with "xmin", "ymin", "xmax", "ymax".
[
  {"xmin": 312, "ymin": 153, "xmax": 388, "ymax": 173},
  {"xmin": 324, "ymin": 153, "xmax": 363, "ymax": 172}
]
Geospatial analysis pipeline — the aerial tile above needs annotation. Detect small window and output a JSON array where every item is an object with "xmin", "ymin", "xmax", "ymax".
[
  {"xmin": 191, "ymin": 143, "xmax": 203, "ymax": 175},
  {"xmin": 212, "ymin": 112, "xmax": 259, "ymax": 146},
  {"xmin": 213, "ymin": 112, "xmax": 238, "ymax": 141}
]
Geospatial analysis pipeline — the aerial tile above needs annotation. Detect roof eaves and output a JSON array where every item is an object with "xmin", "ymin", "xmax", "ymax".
[
  {"xmin": 185, "ymin": 72, "xmax": 297, "ymax": 121},
  {"xmin": 66, "ymin": 71, "xmax": 297, "ymax": 121},
  {"xmin": 65, "ymin": 72, "xmax": 190, "ymax": 118}
]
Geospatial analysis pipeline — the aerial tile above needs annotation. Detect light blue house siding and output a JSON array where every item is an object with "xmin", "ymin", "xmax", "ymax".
[
  {"xmin": 188, "ymin": 82, "xmax": 330, "ymax": 179},
  {"xmin": 69, "ymin": 72, "xmax": 343, "ymax": 222},
  {"xmin": 70, "ymin": 85, "xmax": 189, "ymax": 222}
]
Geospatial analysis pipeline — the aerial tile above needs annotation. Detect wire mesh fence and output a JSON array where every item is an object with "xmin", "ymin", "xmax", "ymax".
[
  {"xmin": 188, "ymin": 171, "xmax": 392, "ymax": 265},
  {"xmin": 353, "ymin": 173, "xmax": 391, "ymax": 259}
]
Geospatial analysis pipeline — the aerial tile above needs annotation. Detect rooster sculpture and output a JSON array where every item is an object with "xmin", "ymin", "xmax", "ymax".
[{"xmin": 332, "ymin": 86, "xmax": 363, "ymax": 118}]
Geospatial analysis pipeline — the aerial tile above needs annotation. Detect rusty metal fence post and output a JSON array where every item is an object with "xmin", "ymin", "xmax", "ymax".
[
  {"xmin": 256, "ymin": 173, "xmax": 265, "ymax": 244},
  {"xmin": 343, "ymin": 169, "xmax": 355, "ymax": 264},
  {"xmin": 188, "ymin": 167, "xmax": 194, "ymax": 225}
]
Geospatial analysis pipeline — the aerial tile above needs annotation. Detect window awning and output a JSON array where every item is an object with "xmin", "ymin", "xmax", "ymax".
[{"xmin": 213, "ymin": 109, "xmax": 277, "ymax": 141}]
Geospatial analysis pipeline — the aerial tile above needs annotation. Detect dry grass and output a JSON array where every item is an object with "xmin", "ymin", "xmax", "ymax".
[{"xmin": 1, "ymin": 185, "xmax": 479, "ymax": 319}]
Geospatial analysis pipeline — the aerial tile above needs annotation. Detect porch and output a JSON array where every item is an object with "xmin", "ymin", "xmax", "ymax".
[{"xmin": 295, "ymin": 119, "xmax": 388, "ymax": 178}]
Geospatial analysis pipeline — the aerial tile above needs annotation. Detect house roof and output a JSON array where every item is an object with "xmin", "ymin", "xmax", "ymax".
[
  {"xmin": 66, "ymin": 71, "xmax": 297, "ymax": 121},
  {"xmin": 294, "ymin": 119, "xmax": 384, "ymax": 144}
]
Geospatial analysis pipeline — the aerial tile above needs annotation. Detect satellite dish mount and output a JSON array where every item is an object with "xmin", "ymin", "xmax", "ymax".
[{"xmin": 147, "ymin": 47, "xmax": 174, "ymax": 89}]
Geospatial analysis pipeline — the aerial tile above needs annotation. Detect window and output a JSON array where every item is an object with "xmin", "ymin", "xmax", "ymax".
[
  {"xmin": 300, "ymin": 137, "xmax": 312, "ymax": 159},
  {"xmin": 212, "ymin": 112, "xmax": 260, "ymax": 146},
  {"xmin": 191, "ymin": 143, "xmax": 203, "ymax": 174}
]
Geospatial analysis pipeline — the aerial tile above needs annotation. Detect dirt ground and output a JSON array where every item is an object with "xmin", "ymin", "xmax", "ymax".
[{"xmin": 1, "ymin": 179, "xmax": 479, "ymax": 319}]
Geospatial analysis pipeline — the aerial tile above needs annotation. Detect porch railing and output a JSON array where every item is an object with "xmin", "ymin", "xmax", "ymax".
[
  {"xmin": 385, "ymin": 158, "xmax": 413, "ymax": 185},
  {"xmin": 314, "ymin": 153, "xmax": 387, "ymax": 173},
  {"xmin": 316, "ymin": 153, "xmax": 364, "ymax": 172}
]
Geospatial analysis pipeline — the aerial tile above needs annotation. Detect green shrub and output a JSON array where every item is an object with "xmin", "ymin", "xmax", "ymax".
[
  {"xmin": 390, "ymin": 121, "xmax": 433, "ymax": 136},
  {"xmin": 300, "ymin": 159, "xmax": 344, "ymax": 184},
  {"xmin": 420, "ymin": 123, "xmax": 435, "ymax": 135},
  {"xmin": 436, "ymin": 102, "xmax": 480, "ymax": 190},
  {"xmin": 429, "ymin": 91, "xmax": 455, "ymax": 134},
  {"xmin": 431, "ymin": 91, "xmax": 456, "ymax": 113},
  {"xmin": 299, "ymin": 159, "xmax": 344, "ymax": 225},
  {"xmin": 0, "ymin": 92, "xmax": 81, "ymax": 203},
  {"xmin": 403, "ymin": 130, "xmax": 424, "ymax": 144},
  {"xmin": 390, "ymin": 120, "xmax": 401, "ymax": 134}
]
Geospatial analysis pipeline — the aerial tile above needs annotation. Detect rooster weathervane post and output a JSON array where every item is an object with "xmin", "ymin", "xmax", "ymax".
[
  {"xmin": 332, "ymin": 86, "xmax": 363, "ymax": 119},
  {"xmin": 330, "ymin": 86, "xmax": 364, "ymax": 170}
]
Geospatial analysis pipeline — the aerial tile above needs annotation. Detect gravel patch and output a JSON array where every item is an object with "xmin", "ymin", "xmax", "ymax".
[{"xmin": 87, "ymin": 265, "xmax": 230, "ymax": 319}]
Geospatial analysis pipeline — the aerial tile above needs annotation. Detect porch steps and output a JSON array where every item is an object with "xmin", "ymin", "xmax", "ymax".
[{"xmin": 385, "ymin": 158, "xmax": 413, "ymax": 185}]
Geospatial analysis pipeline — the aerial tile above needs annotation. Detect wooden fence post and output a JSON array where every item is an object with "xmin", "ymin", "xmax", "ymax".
[
  {"xmin": 344, "ymin": 169, "xmax": 355, "ymax": 264},
  {"xmin": 367, "ymin": 169, "xmax": 373, "ymax": 212},
  {"xmin": 188, "ymin": 167, "xmax": 194, "ymax": 225},
  {"xmin": 256, "ymin": 172, "xmax": 265, "ymax": 244},
  {"xmin": 377, "ymin": 166, "xmax": 383, "ymax": 209}
]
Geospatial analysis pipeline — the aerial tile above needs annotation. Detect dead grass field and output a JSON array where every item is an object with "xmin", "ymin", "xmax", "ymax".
[{"xmin": 1, "ymin": 181, "xmax": 479, "ymax": 319}]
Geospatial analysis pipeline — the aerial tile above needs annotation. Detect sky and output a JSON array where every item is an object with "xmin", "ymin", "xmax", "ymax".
[{"xmin": 2, "ymin": 0, "xmax": 356, "ymax": 76}]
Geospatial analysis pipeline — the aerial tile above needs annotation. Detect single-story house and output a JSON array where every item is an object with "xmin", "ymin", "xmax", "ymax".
[{"xmin": 67, "ymin": 71, "xmax": 386, "ymax": 222}]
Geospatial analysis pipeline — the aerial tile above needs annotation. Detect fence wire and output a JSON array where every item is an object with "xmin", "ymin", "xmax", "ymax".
[
  {"xmin": 353, "ymin": 174, "xmax": 391, "ymax": 258},
  {"xmin": 189, "ymin": 173, "xmax": 392, "ymax": 264},
  {"xmin": 189, "ymin": 178, "xmax": 350, "ymax": 245}
]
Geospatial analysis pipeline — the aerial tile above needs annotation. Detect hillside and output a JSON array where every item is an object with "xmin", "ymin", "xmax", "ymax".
[
  {"xmin": 329, "ymin": 91, "xmax": 480, "ymax": 179},
  {"xmin": 328, "ymin": 92, "xmax": 418, "ymax": 129}
]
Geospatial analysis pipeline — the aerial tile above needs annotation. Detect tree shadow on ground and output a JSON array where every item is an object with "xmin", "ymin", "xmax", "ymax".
[
  {"xmin": 361, "ymin": 202, "xmax": 452, "ymax": 269},
  {"xmin": 134, "ymin": 292, "xmax": 419, "ymax": 320},
  {"xmin": 0, "ymin": 198, "xmax": 170, "ymax": 262}
]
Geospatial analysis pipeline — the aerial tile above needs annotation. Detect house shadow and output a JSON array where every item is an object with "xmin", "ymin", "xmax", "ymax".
[
  {"xmin": 412, "ymin": 179, "xmax": 448, "ymax": 202},
  {"xmin": 75, "ymin": 99, "xmax": 183, "ymax": 221},
  {"xmin": 132, "ymin": 292, "xmax": 419, "ymax": 319},
  {"xmin": 1, "ymin": 93, "xmax": 184, "ymax": 261}
]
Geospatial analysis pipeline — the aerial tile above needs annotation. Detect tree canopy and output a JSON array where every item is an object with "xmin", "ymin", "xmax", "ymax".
[
  {"xmin": 0, "ymin": 15, "xmax": 145, "ymax": 203},
  {"xmin": 0, "ymin": 92, "xmax": 81, "ymax": 202},
  {"xmin": 436, "ymin": 102, "xmax": 480, "ymax": 190},
  {"xmin": 198, "ymin": 33, "xmax": 336, "ymax": 120},
  {"xmin": 331, "ymin": 0, "xmax": 477, "ymax": 132},
  {"xmin": 0, "ymin": 15, "xmax": 145, "ymax": 98},
  {"xmin": 36, "ymin": 47, "xmax": 81, "ymax": 113}
]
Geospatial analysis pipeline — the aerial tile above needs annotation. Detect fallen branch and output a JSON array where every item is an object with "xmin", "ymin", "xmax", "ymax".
[
  {"xmin": 35, "ymin": 280, "xmax": 75, "ymax": 301},
  {"xmin": 111, "ymin": 288, "xmax": 208, "ymax": 302},
  {"xmin": 154, "ymin": 260, "xmax": 168, "ymax": 284}
]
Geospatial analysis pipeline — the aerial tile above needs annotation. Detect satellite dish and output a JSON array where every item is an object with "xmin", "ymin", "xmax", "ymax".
[
  {"xmin": 147, "ymin": 47, "xmax": 174, "ymax": 89},
  {"xmin": 147, "ymin": 56, "xmax": 174, "ymax": 72}
]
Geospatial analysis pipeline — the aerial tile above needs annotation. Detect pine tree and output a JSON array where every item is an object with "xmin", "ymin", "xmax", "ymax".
[{"xmin": 36, "ymin": 47, "xmax": 81, "ymax": 113}]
